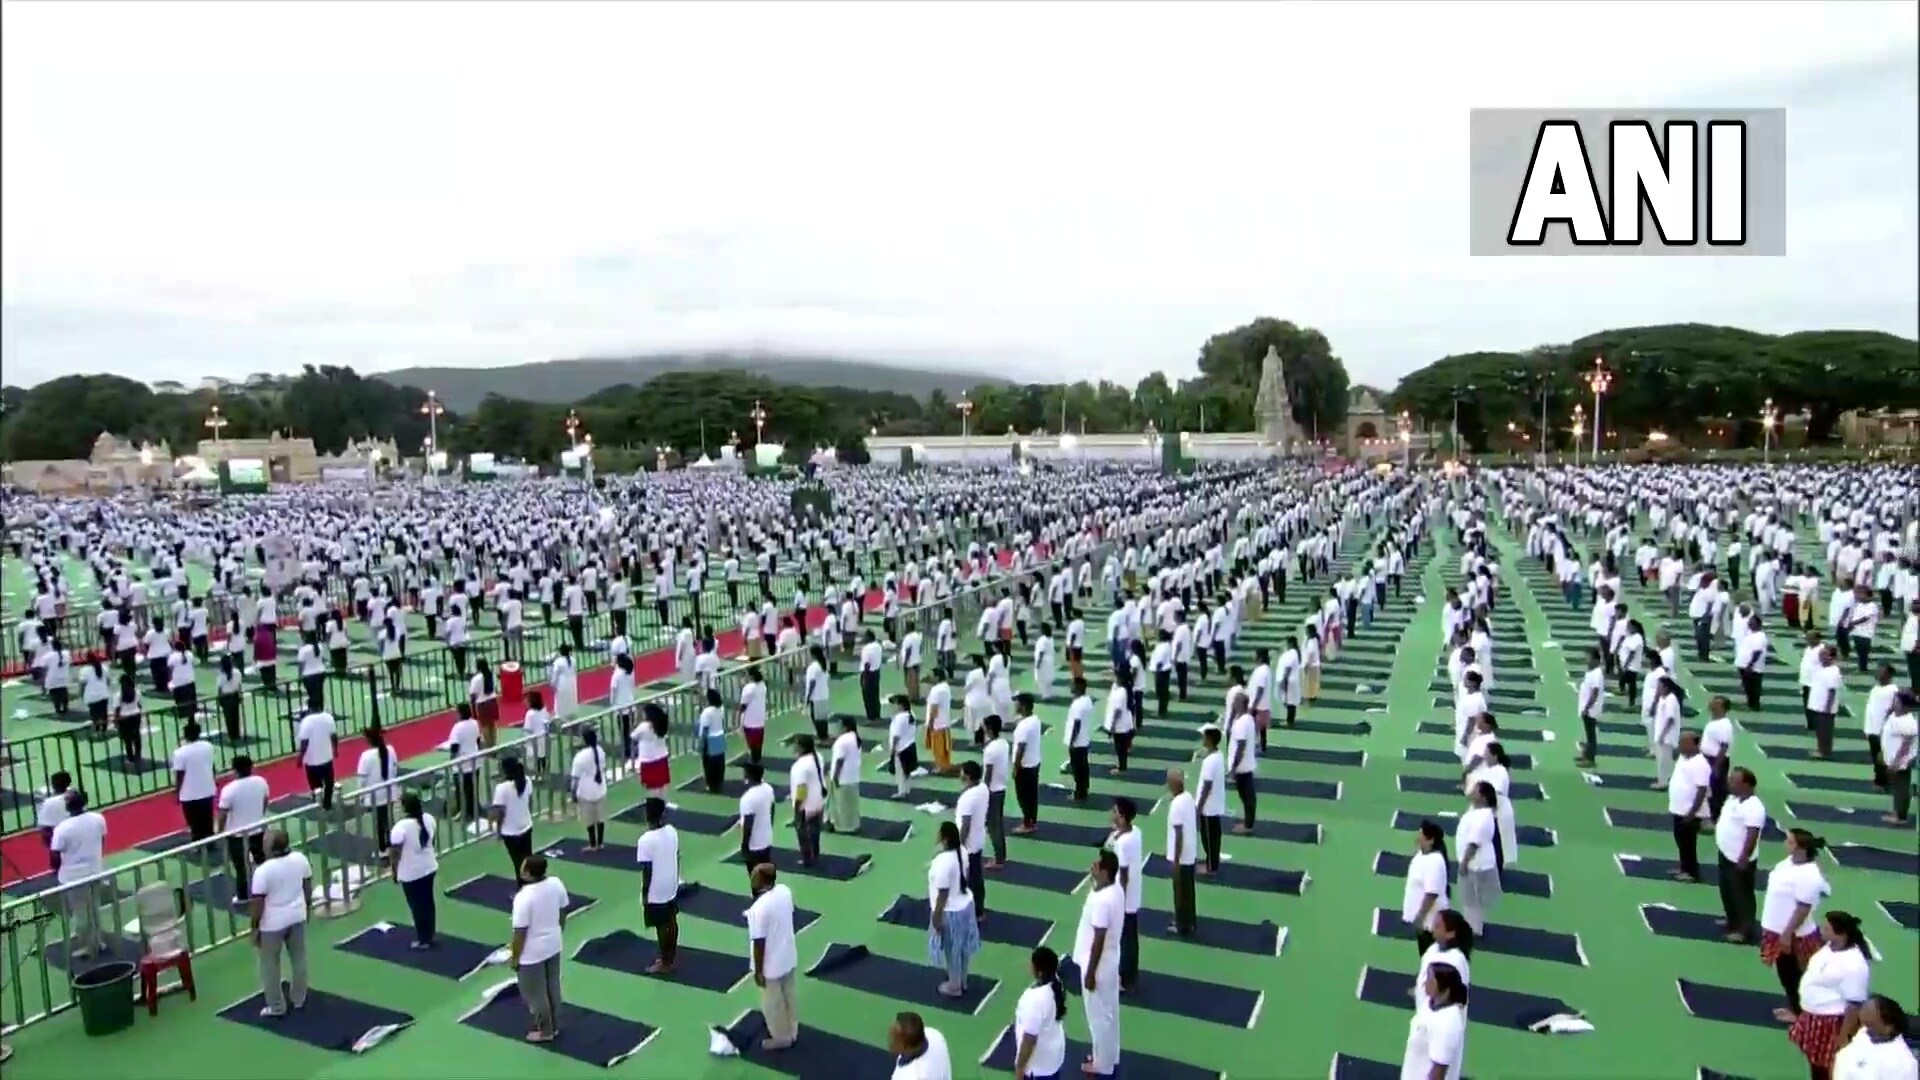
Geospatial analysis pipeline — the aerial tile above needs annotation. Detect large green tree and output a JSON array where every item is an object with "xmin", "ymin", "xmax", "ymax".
[{"xmin": 1195, "ymin": 317, "xmax": 1351, "ymax": 438}]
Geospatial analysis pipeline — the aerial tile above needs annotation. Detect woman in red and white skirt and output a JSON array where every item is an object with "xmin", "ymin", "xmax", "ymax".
[
  {"xmin": 632, "ymin": 702, "xmax": 673, "ymax": 809},
  {"xmin": 469, "ymin": 658, "xmax": 500, "ymax": 748},
  {"xmin": 1760, "ymin": 828, "xmax": 1833, "ymax": 1023},
  {"xmin": 1789, "ymin": 911, "xmax": 1873, "ymax": 1080}
]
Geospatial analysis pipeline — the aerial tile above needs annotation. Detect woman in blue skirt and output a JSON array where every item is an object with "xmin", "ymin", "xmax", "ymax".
[{"xmin": 926, "ymin": 820, "xmax": 981, "ymax": 998}]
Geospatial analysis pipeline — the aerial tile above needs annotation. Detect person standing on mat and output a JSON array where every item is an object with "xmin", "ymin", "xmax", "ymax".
[
  {"xmin": 1735, "ymin": 614, "xmax": 1769, "ymax": 712},
  {"xmin": 859, "ymin": 630, "xmax": 885, "ymax": 724},
  {"xmin": 1011, "ymin": 945, "xmax": 1069, "ymax": 1080},
  {"xmin": 569, "ymin": 727, "xmax": 609, "ymax": 852},
  {"xmin": 492, "ymin": 756, "xmax": 537, "ymax": 881},
  {"xmin": 925, "ymin": 673, "xmax": 955, "ymax": 776},
  {"xmin": 509, "ymin": 854, "xmax": 569, "ymax": 1044},
  {"xmin": 1163, "ymin": 771, "xmax": 1198, "ymax": 937},
  {"xmin": 1246, "ymin": 647, "xmax": 1274, "ymax": 746},
  {"xmin": 1714, "ymin": 766, "xmax": 1765, "ymax": 944},
  {"xmin": 249, "ymin": 828, "xmax": 313, "ymax": 1019},
  {"xmin": 1665, "ymin": 729, "xmax": 1713, "ymax": 883},
  {"xmin": 1065, "ymin": 678, "xmax": 1094, "ymax": 803},
  {"xmin": 1403, "ymin": 961, "xmax": 1468, "ymax": 1080},
  {"xmin": 1106, "ymin": 797, "xmax": 1143, "ymax": 992},
  {"xmin": 1788, "ymin": 911, "xmax": 1874, "ymax": 1078},
  {"xmin": 387, "ymin": 792, "xmax": 439, "ymax": 949},
  {"xmin": 828, "ymin": 715, "xmax": 863, "ymax": 833},
  {"xmin": 48, "ymin": 788, "xmax": 107, "ymax": 960},
  {"xmin": 218, "ymin": 756, "xmax": 271, "ymax": 905},
  {"xmin": 1573, "ymin": 648, "xmax": 1606, "ymax": 768},
  {"xmin": 955, "ymin": 761, "xmax": 990, "ymax": 921},
  {"xmin": 747, "ymin": 863, "xmax": 801, "ymax": 1051},
  {"xmin": 1403, "ymin": 820, "xmax": 1451, "ymax": 957},
  {"xmin": 1700, "ymin": 697, "xmax": 1736, "ymax": 820},
  {"xmin": 1227, "ymin": 692, "xmax": 1259, "ymax": 835},
  {"xmin": 1830, "ymin": 994, "xmax": 1916, "ymax": 1079},
  {"xmin": 1761, "ymin": 828, "xmax": 1832, "ymax": 1022},
  {"xmin": 696, "ymin": 688, "xmax": 729, "ymax": 793},
  {"xmin": 1864, "ymin": 665, "xmax": 1899, "ymax": 791},
  {"xmin": 1883, "ymin": 691, "xmax": 1916, "ymax": 825},
  {"xmin": 1454, "ymin": 782, "xmax": 1501, "ymax": 936},
  {"xmin": 171, "ymin": 720, "xmax": 218, "ymax": 850},
  {"xmin": 738, "ymin": 763, "xmax": 777, "ymax": 879},
  {"xmin": 926, "ymin": 820, "xmax": 980, "ymax": 999},
  {"xmin": 296, "ymin": 704, "xmax": 339, "ymax": 812},
  {"xmin": 1011, "ymin": 694, "xmax": 1044, "ymax": 835},
  {"xmin": 1412, "ymin": 910, "xmax": 1474, "ymax": 1015},
  {"xmin": 1195, "ymin": 725, "xmax": 1227, "ymax": 874},
  {"xmin": 982, "ymin": 714, "xmax": 1011, "ymax": 869},
  {"xmin": 888, "ymin": 695, "xmax": 920, "ymax": 799},
  {"xmin": 788, "ymin": 733, "xmax": 828, "ymax": 868},
  {"xmin": 1808, "ymin": 643, "xmax": 1844, "ymax": 761},
  {"xmin": 1104, "ymin": 669, "xmax": 1134, "ymax": 775},
  {"xmin": 635, "ymin": 800, "xmax": 681, "ymax": 975},
  {"xmin": 1072, "ymin": 850, "xmax": 1124, "ymax": 1077}
]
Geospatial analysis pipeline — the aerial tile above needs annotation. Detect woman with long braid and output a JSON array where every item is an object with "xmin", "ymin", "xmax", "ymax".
[
  {"xmin": 492, "ymin": 755, "xmax": 537, "ymax": 880},
  {"xmin": 569, "ymin": 727, "xmax": 610, "ymax": 851},
  {"xmin": 356, "ymin": 725, "xmax": 401, "ymax": 841},
  {"xmin": 387, "ymin": 792, "xmax": 439, "ymax": 948}
]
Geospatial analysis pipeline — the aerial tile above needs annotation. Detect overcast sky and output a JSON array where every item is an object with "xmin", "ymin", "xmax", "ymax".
[{"xmin": 4, "ymin": 1, "xmax": 1916, "ymax": 392}]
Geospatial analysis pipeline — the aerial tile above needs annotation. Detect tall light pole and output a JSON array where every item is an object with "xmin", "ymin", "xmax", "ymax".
[
  {"xmin": 1449, "ymin": 384, "xmax": 1475, "ymax": 457},
  {"xmin": 204, "ymin": 404, "xmax": 230, "ymax": 449},
  {"xmin": 750, "ymin": 399, "xmax": 768, "ymax": 446},
  {"xmin": 957, "ymin": 393, "xmax": 974, "ymax": 462},
  {"xmin": 418, "ymin": 392, "xmax": 444, "ymax": 481},
  {"xmin": 1397, "ymin": 410, "xmax": 1412, "ymax": 470},
  {"xmin": 1584, "ymin": 358, "xmax": 1611, "ymax": 459},
  {"xmin": 1571, "ymin": 404, "xmax": 1586, "ymax": 467},
  {"xmin": 1760, "ymin": 398, "xmax": 1780, "ymax": 466}
]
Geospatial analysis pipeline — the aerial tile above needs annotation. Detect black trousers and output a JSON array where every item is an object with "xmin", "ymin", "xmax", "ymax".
[
  {"xmin": 1892, "ymin": 769, "xmax": 1914, "ymax": 822},
  {"xmin": 1200, "ymin": 814, "xmax": 1223, "ymax": 871},
  {"xmin": 401, "ymin": 873, "xmax": 438, "ymax": 944},
  {"xmin": 502, "ymin": 830, "xmax": 535, "ymax": 880},
  {"xmin": 1153, "ymin": 671, "xmax": 1171, "ymax": 718},
  {"xmin": 1867, "ymin": 734, "xmax": 1887, "ymax": 788},
  {"xmin": 702, "ymin": 752, "xmax": 726, "ymax": 792},
  {"xmin": 1112, "ymin": 731, "xmax": 1133, "ymax": 771},
  {"xmin": 1069, "ymin": 747, "xmax": 1090, "ymax": 800},
  {"xmin": 860, "ymin": 671, "xmax": 882, "ymax": 721},
  {"xmin": 1174, "ymin": 661, "xmax": 1189, "ymax": 699},
  {"xmin": 1119, "ymin": 911, "xmax": 1140, "ymax": 989},
  {"xmin": 1233, "ymin": 772, "xmax": 1256, "ymax": 827},
  {"xmin": 1014, "ymin": 766, "xmax": 1040, "ymax": 826},
  {"xmin": 1672, "ymin": 814, "xmax": 1702, "ymax": 878},
  {"xmin": 967, "ymin": 849, "xmax": 988, "ymax": 917},
  {"xmin": 1738, "ymin": 668, "xmax": 1762, "ymax": 711},
  {"xmin": 1810, "ymin": 711, "xmax": 1836, "ymax": 757},
  {"xmin": 1581, "ymin": 714, "xmax": 1599, "ymax": 760},
  {"xmin": 986, "ymin": 790, "xmax": 1008, "ymax": 862},
  {"xmin": 1717, "ymin": 854, "xmax": 1757, "ymax": 939},
  {"xmin": 228, "ymin": 834, "xmax": 266, "ymax": 901},
  {"xmin": 1169, "ymin": 863, "xmax": 1197, "ymax": 934},
  {"xmin": 182, "ymin": 797, "xmax": 216, "ymax": 841}
]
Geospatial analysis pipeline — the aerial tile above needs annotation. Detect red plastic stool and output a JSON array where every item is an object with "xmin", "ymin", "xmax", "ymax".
[{"xmin": 139, "ymin": 952, "xmax": 196, "ymax": 1015}]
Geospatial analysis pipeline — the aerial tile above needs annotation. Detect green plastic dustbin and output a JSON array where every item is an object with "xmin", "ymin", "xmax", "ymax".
[{"xmin": 73, "ymin": 960, "xmax": 137, "ymax": 1036}]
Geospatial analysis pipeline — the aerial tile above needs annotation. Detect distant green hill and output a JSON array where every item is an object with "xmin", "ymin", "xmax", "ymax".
[{"xmin": 376, "ymin": 354, "xmax": 1011, "ymax": 412}]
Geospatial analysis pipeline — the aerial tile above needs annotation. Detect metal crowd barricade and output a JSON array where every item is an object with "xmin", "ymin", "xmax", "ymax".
[{"xmin": 0, "ymin": 540, "xmax": 1086, "ymax": 1035}]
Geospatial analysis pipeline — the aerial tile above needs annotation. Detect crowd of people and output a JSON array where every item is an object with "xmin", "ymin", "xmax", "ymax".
[{"xmin": 5, "ymin": 457, "xmax": 1918, "ymax": 1078}]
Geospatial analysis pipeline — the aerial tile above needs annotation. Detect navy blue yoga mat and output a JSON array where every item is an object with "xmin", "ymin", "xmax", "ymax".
[
  {"xmin": 460, "ymin": 981, "xmax": 655, "ymax": 1066},
  {"xmin": 1146, "ymin": 853, "xmax": 1305, "ymax": 894},
  {"xmin": 1373, "ymin": 851, "xmax": 1552, "ymax": 899},
  {"xmin": 1406, "ymin": 747, "xmax": 1534, "ymax": 770},
  {"xmin": 806, "ymin": 943, "xmax": 996, "ymax": 1014},
  {"xmin": 1615, "ymin": 853, "xmax": 1770, "ymax": 890},
  {"xmin": 572, "ymin": 929, "xmax": 748, "ymax": 993},
  {"xmin": 1606, "ymin": 807, "xmax": 1783, "ymax": 841},
  {"xmin": 1831, "ymin": 842, "xmax": 1918, "ymax": 876},
  {"xmin": 1359, "ymin": 967, "xmax": 1577, "ymax": 1029},
  {"xmin": 219, "ymin": 986, "xmax": 414, "ymax": 1052},
  {"xmin": 445, "ymin": 874, "xmax": 598, "ymax": 917},
  {"xmin": 980, "ymin": 1024, "xmax": 1224, "ymax": 1080},
  {"xmin": 1390, "ymin": 810, "xmax": 1555, "ymax": 848},
  {"xmin": 993, "ymin": 859, "xmax": 1089, "ymax": 893},
  {"xmin": 879, "ymin": 895, "xmax": 1052, "ymax": 948},
  {"xmin": 335, "ymin": 923, "xmax": 499, "ymax": 980},
  {"xmin": 1399, "ymin": 773, "xmax": 1545, "ymax": 800},
  {"xmin": 716, "ymin": 1010, "xmax": 895, "ymax": 1078},
  {"xmin": 1678, "ymin": 979, "xmax": 1780, "ymax": 1028},
  {"xmin": 722, "ymin": 848, "xmax": 872, "ymax": 880},
  {"xmin": 1369, "ymin": 909, "xmax": 1584, "ymax": 966},
  {"xmin": 1879, "ymin": 900, "xmax": 1918, "ymax": 930},
  {"xmin": 1786, "ymin": 801, "xmax": 1916, "ymax": 831},
  {"xmin": 1057, "ymin": 957, "xmax": 1262, "ymax": 1028},
  {"xmin": 675, "ymin": 882, "xmax": 821, "ymax": 932}
]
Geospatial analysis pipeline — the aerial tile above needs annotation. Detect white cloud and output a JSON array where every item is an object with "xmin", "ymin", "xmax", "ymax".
[{"xmin": 3, "ymin": 0, "xmax": 1915, "ymax": 390}]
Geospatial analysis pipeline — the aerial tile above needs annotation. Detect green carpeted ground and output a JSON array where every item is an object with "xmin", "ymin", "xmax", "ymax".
[{"xmin": 4, "ymin": 523, "xmax": 1912, "ymax": 1078}]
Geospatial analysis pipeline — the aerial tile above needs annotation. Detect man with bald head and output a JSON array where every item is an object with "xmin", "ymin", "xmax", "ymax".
[
  {"xmin": 745, "ymin": 863, "xmax": 800, "ymax": 1050},
  {"xmin": 1164, "ymin": 770, "xmax": 1199, "ymax": 936},
  {"xmin": 249, "ymin": 827, "xmax": 313, "ymax": 1017}
]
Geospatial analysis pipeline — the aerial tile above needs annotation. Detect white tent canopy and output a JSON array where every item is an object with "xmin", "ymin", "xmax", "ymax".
[{"xmin": 179, "ymin": 462, "xmax": 218, "ymax": 486}]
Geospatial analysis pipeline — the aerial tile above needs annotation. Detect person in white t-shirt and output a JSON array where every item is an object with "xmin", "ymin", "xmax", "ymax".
[
  {"xmin": 738, "ymin": 763, "xmax": 778, "ymax": 879},
  {"xmin": 1829, "ymin": 994, "xmax": 1917, "ymax": 1080},
  {"xmin": 1009, "ymin": 946, "xmax": 1069, "ymax": 1079},
  {"xmin": 569, "ymin": 727, "xmax": 610, "ymax": 851},
  {"xmin": 171, "ymin": 721, "xmax": 219, "ymax": 841},
  {"xmin": 1667, "ymin": 732, "xmax": 1713, "ymax": 883},
  {"xmin": 823, "ymin": 714, "xmax": 864, "ymax": 833},
  {"xmin": 954, "ymin": 762, "xmax": 991, "ymax": 920},
  {"xmin": 1162, "ymin": 771, "xmax": 1199, "ymax": 936},
  {"xmin": 217, "ymin": 755, "xmax": 271, "ymax": 904},
  {"xmin": 1714, "ymin": 766, "xmax": 1766, "ymax": 944},
  {"xmin": 888, "ymin": 1011, "xmax": 953, "ymax": 1080},
  {"xmin": 491, "ymin": 757, "xmax": 537, "ymax": 881},
  {"xmin": 1790, "ymin": 912, "xmax": 1875, "ymax": 1077},
  {"xmin": 1195, "ymin": 726, "xmax": 1229, "ymax": 873},
  {"xmin": 1402, "ymin": 962, "xmax": 1468, "ymax": 1080},
  {"xmin": 980, "ymin": 715, "xmax": 1012, "ymax": 867},
  {"xmin": 1881, "ymin": 690, "xmax": 1917, "ymax": 825},
  {"xmin": 1073, "ymin": 850, "xmax": 1125, "ymax": 1075},
  {"xmin": 788, "ymin": 733, "xmax": 829, "ymax": 868},
  {"xmin": 747, "ymin": 864, "xmax": 801, "ymax": 1050},
  {"xmin": 249, "ymin": 829, "xmax": 314, "ymax": 1018},
  {"xmin": 926, "ymin": 820, "xmax": 981, "ymax": 997},
  {"xmin": 1009, "ymin": 694, "xmax": 1045, "ymax": 833},
  {"xmin": 1403, "ymin": 820, "xmax": 1452, "ymax": 956},
  {"xmin": 635, "ymin": 801, "xmax": 682, "ymax": 974},
  {"xmin": 509, "ymin": 855, "xmax": 570, "ymax": 1043},
  {"xmin": 387, "ymin": 792, "xmax": 440, "ymax": 948},
  {"xmin": 295, "ymin": 707, "xmax": 339, "ymax": 811},
  {"xmin": 49, "ymin": 791, "xmax": 108, "ymax": 957}
]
